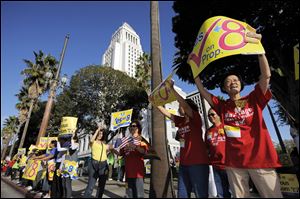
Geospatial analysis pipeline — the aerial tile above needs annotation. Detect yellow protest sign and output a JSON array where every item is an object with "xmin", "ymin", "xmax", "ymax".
[
  {"xmin": 22, "ymin": 159, "xmax": 41, "ymax": 181},
  {"xmin": 18, "ymin": 148, "xmax": 26, "ymax": 155},
  {"xmin": 61, "ymin": 160, "xmax": 79, "ymax": 180},
  {"xmin": 279, "ymin": 174, "xmax": 299, "ymax": 193},
  {"xmin": 294, "ymin": 44, "xmax": 299, "ymax": 80},
  {"xmin": 149, "ymin": 73, "xmax": 177, "ymax": 106},
  {"xmin": 37, "ymin": 137, "xmax": 49, "ymax": 150},
  {"xmin": 110, "ymin": 109, "xmax": 133, "ymax": 131},
  {"xmin": 188, "ymin": 16, "xmax": 265, "ymax": 78},
  {"xmin": 47, "ymin": 160, "xmax": 55, "ymax": 181},
  {"xmin": 60, "ymin": 117, "xmax": 78, "ymax": 135}
]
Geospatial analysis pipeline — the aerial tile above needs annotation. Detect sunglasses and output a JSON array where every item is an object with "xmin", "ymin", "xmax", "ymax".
[
  {"xmin": 208, "ymin": 113, "xmax": 216, "ymax": 117},
  {"xmin": 130, "ymin": 124, "xmax": 138, "ymax": 128}
]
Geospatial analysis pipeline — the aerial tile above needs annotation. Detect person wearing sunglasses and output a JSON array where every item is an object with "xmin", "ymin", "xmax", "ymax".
[
  {"xmin": 205, "ymin": 108, "xmax": 231, "ymax": 198},
  {"xmin": 111, "ymin": 120, "xmax": 148, "ymax": 198},
  {"xmin": 151, "ymin": 80, "xmax": 209, "ymax": 198}
]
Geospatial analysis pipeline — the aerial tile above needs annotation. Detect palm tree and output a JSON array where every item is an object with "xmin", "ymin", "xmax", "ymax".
[
  {"xmin": 135, "ymin": 52, "xmax": 151, "ymax": 94},
  {"xmin": 150, "ymin": 1, "xmax": 173, "ymax": 197},
  {"xmin": 18, "ymin": 51, "xmax": 57, "ymax": 149},
  {"xmin": 6, "ymin": 86, "xmax": 33, "ymax": 158},
  {"xmin": 1, "ymin": 116, "xmax": 18, "ymax": 160}
]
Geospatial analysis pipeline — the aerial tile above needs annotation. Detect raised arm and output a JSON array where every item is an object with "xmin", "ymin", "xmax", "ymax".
[
  {"xmin": 258, "ymin": 54, "xmax": 271, "ymax": 94},
  {"xmin": 90, "ymin": 127, "xmax": 100, "ymax": 146},
  {"xmin": 245, "ymin": 31, "xmax": 270, "ymax": 94},
  {"xmin": 168, "ymin": 80, "xmax": 194, "ymax": 118},
  {"xmin": 194, "ymin": 76, "xmax": 213, "ymax": 106},
  {"xmin": 156, "ymin": 106, "xmax": 174, "ymax": 121}
]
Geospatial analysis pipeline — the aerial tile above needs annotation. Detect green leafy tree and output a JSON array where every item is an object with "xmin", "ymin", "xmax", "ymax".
[
  {"xmin": 172, "ymin": 0, "xmax": 299, "ymax": 125},
  {"xmin": 1, "ymin": 116, "xmax": 18, "ymax": 160},
  {"xmin": 48, "ymin": 65, "xmax": 148, "ymax": 135}
]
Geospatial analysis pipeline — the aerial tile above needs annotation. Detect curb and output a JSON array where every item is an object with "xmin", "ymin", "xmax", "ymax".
[{"xmin": 1, "ymin": 175, "xmax": 28, "ymax": 196}]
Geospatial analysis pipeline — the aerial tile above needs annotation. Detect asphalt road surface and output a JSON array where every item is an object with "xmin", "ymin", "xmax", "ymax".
[{"xmin": 1, "ymin": 179, "xmax": 25, "ymax": 198}]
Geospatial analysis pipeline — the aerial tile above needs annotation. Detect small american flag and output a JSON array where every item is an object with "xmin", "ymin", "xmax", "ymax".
[
  {"xmin": 118, "ymin": 136, "xmax": 133, "ymax": 150},
  {"xmin": 132, "ymin": 137, "xmax": 141, "ymax": 146},
  {"xmin": 117, "ymin": 136, "xmax": 141, "ymax": 152}
]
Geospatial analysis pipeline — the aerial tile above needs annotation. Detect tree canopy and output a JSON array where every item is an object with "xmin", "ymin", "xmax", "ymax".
[
  {"xmin": 48, "ymin": 65, "xmax": 148, "ymax": 134},
  {"xmin": 172, "ymin": 0, "xmax": 299, "ymax": 124}
]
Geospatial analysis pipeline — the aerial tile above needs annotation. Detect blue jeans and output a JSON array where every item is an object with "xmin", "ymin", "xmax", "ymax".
[
  {"xmin": 83, "ymin": 159, "xmax": 108, "ymax": 198},
  {"xmin": 178, "ymin": 164, "xmax": 209, "ymax": 198},
  {"xmin": 213, "ymin": 167, "xmax": 231, "ymax": 198}
]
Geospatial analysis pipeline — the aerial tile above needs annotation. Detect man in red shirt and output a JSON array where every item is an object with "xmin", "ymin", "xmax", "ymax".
[{"xmin": 194, "ymin": 32, "xmax": 282, "ymax": 198}]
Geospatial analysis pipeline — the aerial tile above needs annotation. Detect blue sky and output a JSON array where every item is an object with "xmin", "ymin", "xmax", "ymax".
[{"xmin": 1, "ymin": 1, "xmax": 292, "ymax": 143}]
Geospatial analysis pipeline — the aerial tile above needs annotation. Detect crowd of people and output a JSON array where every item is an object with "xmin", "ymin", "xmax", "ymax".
[{"xmin": 1, "ymin": 31, "xmax": 298, "ymax": 198}]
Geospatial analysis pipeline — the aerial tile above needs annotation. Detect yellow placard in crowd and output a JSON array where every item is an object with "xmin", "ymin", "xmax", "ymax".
[
  {"xmin": 37, "ymin": 137, "xmax": 49, "ymax": 150},
  {"xmin": 110, "ymin": 109, "xmax": 133, "ymax": 131},
  {"xmin": 18, "ymin": 148, "xmax": 26, "ymax": 155},
  {"xmin": 22, "ymin": 159, "xmax": 41, "ymax": 181},
  {"xmin": 37, "ymin": 137, "xmax": 57, "ymax": 150},
  {"xmin": 60, "ymin": 117, "xmax": 78, "ymax": 135},
  {"xmin": 61, "ymin": 160, "xmax": 78, "ymax": 180},
  {"xmin": 279, "ymin": 174, "xmax": 299, "ymax": 193},
  {"xmin": 188, "ymin": 16, "xmax": 265, "ymax": 78},
  {"xmin": 47, "ymin": 160, "xmax": 55, "ymax": 181},
  {"xmin": 149, "ymin": 73, "xmax": 177, "ymax": 106}
]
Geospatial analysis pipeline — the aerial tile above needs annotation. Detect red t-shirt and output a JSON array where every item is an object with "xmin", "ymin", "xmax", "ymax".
[
  {"xmin": 174, "ymin": 110, "xmax": 209, "ymax": 166},
  {"xmin": 205, "ymin": 124, "xmax": 226, "ymax": 170},
  {"xmin": 121, "ymin": 142, "xmax": 148, "ymax": 178},
  {"xmin": 212, "ymin": 84, "xmax": 281, "ymax": 168}
]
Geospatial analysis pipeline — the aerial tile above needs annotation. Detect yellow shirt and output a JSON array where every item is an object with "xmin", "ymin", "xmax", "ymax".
[{"xmin": 91, "ymin": 141, "xmax": 107, "ymax": 161}]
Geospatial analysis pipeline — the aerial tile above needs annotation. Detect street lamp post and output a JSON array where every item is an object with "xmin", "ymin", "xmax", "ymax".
[{"xmin": 36, "ymin": 34, "xmax": 69, "ymax": 146}]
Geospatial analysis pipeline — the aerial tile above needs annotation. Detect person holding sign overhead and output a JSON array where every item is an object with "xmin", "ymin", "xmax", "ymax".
[
  {"xmin": 84, "ymin": 125, "xmax": 111, "ymax": 198},
  {"xmin": 193, "ymin": 31, "xmax": 283, "ymax": 198},
  {"xmin": 151, "ymin": 80, "xmax": 209, "ymax": 198}
]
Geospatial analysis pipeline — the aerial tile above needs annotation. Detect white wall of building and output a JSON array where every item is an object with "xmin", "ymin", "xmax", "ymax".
[{"xmin": 102, "ymin": 22, "xmax": 143, "ymax": 78}]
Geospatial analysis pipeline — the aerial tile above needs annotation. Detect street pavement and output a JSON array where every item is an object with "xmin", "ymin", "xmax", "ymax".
[
  {"xmin": 1, "ymin": 174, "xmax": 265, "ymax": 198},
  {"xmin": 1, "ymin": 174, "xmax": 151, "ymax": 198},
  {"xmin": 1, "ymin": 180, "xmax": 25, "ymax": 198}
]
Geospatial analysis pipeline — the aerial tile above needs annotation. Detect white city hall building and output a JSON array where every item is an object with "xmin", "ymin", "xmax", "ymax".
[{"xmin": 101, "ymin": 22, "xmax": 143, "ymax": 78}]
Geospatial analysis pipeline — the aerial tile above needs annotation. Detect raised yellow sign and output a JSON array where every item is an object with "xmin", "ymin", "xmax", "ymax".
[
  {"xmin": 110, "ymin": 109, "xmax": 133, "ymax": 131},
  {"xmin": 188, "ymin": 16, "xmax": 265, "ymax": 78},
  {"xmin": 149, "ymin": 73, "xmax": 176, "ymax": 106},
  {"xmin": 18, "ymin": 148, "xmax": 26, "ymax": 155},
  {"xmin": 60, "ymin": 117, "xmax": 78, "ymax": 135}
]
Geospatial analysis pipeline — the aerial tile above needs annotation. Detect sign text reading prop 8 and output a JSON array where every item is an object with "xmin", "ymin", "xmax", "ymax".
[{"xmin": 188, "ymin": 16, "xmax": 265, "ymax": 78}]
